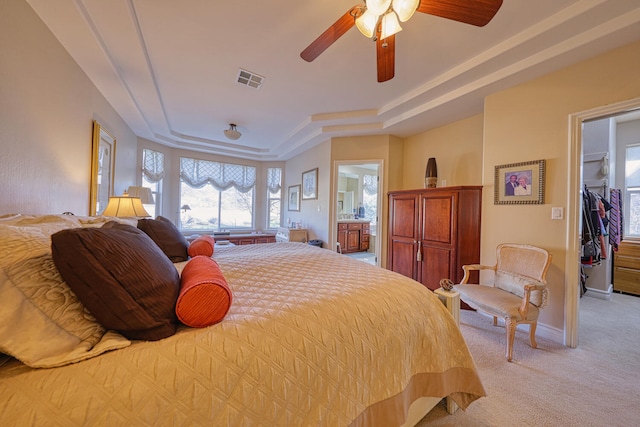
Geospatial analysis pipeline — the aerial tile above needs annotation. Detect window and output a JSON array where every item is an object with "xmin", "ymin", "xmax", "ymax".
[
  {"xmin": 267, "ymin": 167, "xmax": 282, "ymax": 229},
  {"xmin": 362, "ymin": 174, "xmax": 378, "ymax": 235},
  {"xmin": 179, "ymin": 157, "xmax": 256, "ymax": 231},
  {"xmin": 141, "ymin": 149, "xmax": 164, "ymax": 217},
  {"xmin": 625, "ymin": 145, "xmax": 640, "ymax": 236}
]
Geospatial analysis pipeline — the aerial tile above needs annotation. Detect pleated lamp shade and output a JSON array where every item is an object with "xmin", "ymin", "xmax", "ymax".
[
  {"xmin": 126, "ymin": 186, "xmax": 154, "ymax": 204},
  {"xmin": 103, "ymin": 196, "xmax": 151, "ymax": 217}
]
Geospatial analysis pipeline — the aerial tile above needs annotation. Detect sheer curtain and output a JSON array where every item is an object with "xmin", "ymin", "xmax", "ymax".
[
  {"xmin": 267, "ymin": 167, "xmax": 282, "ymax": 194},
  {"xmin": 142, "ymin": 149, "xmax": 165, "ymax": 183},
  {"xmin": 180, "ymin": 157, "xmax": 256, "ymax": 192},
  {"xmin": 363, "ymin": 174, "xmax": 378, "ymax": 196}
]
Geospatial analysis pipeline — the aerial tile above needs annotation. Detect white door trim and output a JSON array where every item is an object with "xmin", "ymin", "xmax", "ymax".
[{"xmin": 566, "ymin": 97, "xmax": 640, "ymax": 347}]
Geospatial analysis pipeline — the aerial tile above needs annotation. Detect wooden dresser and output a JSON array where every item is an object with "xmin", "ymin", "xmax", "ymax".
[{"xmin": 613, "ymin": 240, "xmax": 640, "ymax": 295}]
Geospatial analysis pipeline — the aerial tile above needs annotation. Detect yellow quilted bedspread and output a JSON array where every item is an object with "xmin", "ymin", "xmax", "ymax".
[{"xmin": 0, "ymin": 243, "xmax": 484, "ymax": 426}]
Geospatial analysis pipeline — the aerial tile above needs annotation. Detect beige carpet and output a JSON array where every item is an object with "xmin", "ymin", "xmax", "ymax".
[{"xmin": 417, "ymin": 292, "xmax": 640, "ymax": 426}]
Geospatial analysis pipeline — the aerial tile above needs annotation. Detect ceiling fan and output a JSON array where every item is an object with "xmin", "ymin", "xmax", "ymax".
[{"xmin": 300, "ymin": 0, "xmax": 503, "ymax": 83}]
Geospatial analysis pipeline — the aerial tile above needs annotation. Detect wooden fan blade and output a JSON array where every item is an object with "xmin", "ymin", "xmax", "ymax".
[
  {"xmin": 376, "ymin": 33, "xmax": 395, "ymax": 83},
  {"xmin": 300, "ymin": 6, "xmax": 359, "ymax": 62},
  {"xmin": 417, "ymin": 0, "xmax": 503, "ymax": 27}
]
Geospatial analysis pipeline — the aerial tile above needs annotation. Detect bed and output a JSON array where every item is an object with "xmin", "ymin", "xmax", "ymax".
[{"xmin": 0, "ymin": 214, "xmax": 485, "ymax": 426}]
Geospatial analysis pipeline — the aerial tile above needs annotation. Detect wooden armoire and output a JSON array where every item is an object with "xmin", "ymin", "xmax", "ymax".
[{"xmin": 387, "ymin": 186, "xmax": 482, "ymax": 291}]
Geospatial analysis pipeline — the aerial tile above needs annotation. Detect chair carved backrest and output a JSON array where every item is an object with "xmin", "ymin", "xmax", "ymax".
[{"xmin": 494, "ymin": 243, "xmax": 552, "ymax": 307}]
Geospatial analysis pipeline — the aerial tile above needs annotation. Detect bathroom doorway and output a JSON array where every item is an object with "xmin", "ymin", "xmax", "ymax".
[{"xmin": 333, "ymin": 161, "xmax": 382, "ymax": 266}]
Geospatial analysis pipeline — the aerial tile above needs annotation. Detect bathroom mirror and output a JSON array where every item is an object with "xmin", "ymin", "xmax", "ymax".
[{"xmin": 89, "ymin": 120, "xmax": 116, "ymax": 215}]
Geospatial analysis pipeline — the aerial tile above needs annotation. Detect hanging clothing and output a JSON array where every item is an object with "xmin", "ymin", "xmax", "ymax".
[
  {"xmin": 609, "ymin": 188, "xmax": 623, "ymax": 251},
  {"xmin": 582, "ymin": 186, "xmax": 603, "ymax": 264}
]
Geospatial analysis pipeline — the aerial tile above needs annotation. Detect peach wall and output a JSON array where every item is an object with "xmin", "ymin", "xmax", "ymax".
[
  {"xmin": 285, "ymin": 140, "xmax": 332, "ymax": 245},
  {"xmin": 483, "ymin": 40, "xmax": 640, "ymax": 335},
  {"xmin": 402, "ymin": 114, "xmax": 484, "ymax": 189},
  {"xmin": 0, "ymin": 0, "xmax": 137, "ymax": 216},
  {"xmin": 330, "ymin": 135, "xmax": 404, "ymax": 266}
]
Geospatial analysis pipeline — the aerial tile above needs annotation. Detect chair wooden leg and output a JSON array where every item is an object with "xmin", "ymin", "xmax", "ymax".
[
  {"xmin": 493, "ymin": 316, "xmax": 498, "ymax": 326},
  {"xmin": 505, "ymin": 318, "xmax": 516, "ymax": 362},
  {"xmin": 529, "ymin": 321, "xmax": 538, "ymax": 349}
]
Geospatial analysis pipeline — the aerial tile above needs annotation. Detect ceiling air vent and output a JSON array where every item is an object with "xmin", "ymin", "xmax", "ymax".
[{"xmin": 236, "ymin": 68, "xmax": 264, "ymax": 89}]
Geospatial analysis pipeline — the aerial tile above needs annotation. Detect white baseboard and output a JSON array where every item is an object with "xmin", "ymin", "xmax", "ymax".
[
  {"xmin": 533, "ymin": 322, "xmax": 564, "ymax": 344},
  {"xmin": 584, "ymin": 284, "xmax": 613, "ymax": 300},
  {"xmin": 474, "ymin": 311, "xmax": 565, "ymax": 344}
]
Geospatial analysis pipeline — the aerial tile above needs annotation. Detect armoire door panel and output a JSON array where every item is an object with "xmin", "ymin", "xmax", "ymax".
[
  {"xmin": 420, "ymin": 245, "xmax": 452, "ymax": 291},
  {"xmin": 389, "ymin": 239, "xmax": 418, "ymax": 280},
  {"xmin": 422, "ymin": 195, "xmax": 455, "ymax": 244},
  {"xmin": 389, "ymin": 196, "xmax": 419, "ymax": 240}
]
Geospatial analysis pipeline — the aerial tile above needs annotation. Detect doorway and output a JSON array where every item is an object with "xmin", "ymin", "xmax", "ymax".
[
  {"xmin": 332, "ymin": 160, "xmax": 383, "ymax": 266},
  {"xmin": 567, "ymin": 97, "xmax": 640, "ymax": 347}
]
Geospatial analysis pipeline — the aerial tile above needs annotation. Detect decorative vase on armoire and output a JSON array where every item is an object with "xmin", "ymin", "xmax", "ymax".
[{"xmin": 425, "ymin": 157, "xmax": 437, "ymax": 188}]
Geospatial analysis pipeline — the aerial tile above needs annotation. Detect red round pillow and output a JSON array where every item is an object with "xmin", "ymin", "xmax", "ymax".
[
  {"xmin": 176, "ymin": 255, "xmax": 232, "ymax": 328},
  {"xmin": 188, "ymin": 234, "xmax": 215, "ymax": 257}
]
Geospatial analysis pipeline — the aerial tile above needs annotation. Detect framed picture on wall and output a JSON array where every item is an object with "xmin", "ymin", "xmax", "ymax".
[
  {"xmin": 302, "ymin": 168, "xmax": 318, "ymax": 200},
  {"xmin": 288, "ymin": 185, "xmax": 301, "ymax": 211},
  {"xmin": 90, "ymin": 120, "xmax": 116, "ymax": 215},
  {"xmin": 494, "ymin": 159, "xmax": 546, "ymax": 205}
]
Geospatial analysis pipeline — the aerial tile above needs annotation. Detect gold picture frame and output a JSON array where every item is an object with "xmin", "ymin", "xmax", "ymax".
[
  {"xmin": 288, "ymin": 185, "xmax": 301, "ymax": 211},
  {"xmin": 89, "ymin": 120, "xmax": 116, "ymax": 215},
  {"xmin": 494, "ymin": 159, "xmax": 545, "ymax": 205},
  {"xmin": 302, "ymin": 168, "xmax": 318, "ymax": 200}
]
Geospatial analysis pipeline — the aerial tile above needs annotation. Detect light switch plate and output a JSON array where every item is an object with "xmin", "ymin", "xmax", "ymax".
[{"xmin": 551, "ymin": 207, "xmax": 564, "ymax": 220}]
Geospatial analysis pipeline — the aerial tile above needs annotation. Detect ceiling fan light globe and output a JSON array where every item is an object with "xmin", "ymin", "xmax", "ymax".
[
  {"xmin": 392, "ymin": 0, "xmax": 419, "ymax": 22},
  {"xmin": 356, "ymin": 9, "xmax": 378, "ymax": 38},
  {"xmin": 380, "ymin": 11, "xmax": 402, "ymax": 40},
  {"xmin": 365, "ymin": 0, "xmax": 392, "ymax": 16}
]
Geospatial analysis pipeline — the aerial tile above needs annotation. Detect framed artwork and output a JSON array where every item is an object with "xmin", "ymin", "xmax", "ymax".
[
  {"xmin": 89, "ymin": 120, "xmax": 116, "ymax": 215},
  {"xmin": 288, "ymin": 185, "xmax": 301, "ymax": 211},
  {"xmin": 302, "ymin": 168, "xmax": 318, "ymax": 200},
  {"xmin": 494, "ymin": 159, "xmax": 545, "ymax": 205}
]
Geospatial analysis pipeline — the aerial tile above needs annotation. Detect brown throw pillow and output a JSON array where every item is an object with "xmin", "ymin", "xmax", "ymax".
[
  {"xmin": 51, "ymin": 222, "xmax": 181, "ymax": 341},
  {"xmin": 137, "ymin": 216, "xmax": 189, "ymax": 262}
]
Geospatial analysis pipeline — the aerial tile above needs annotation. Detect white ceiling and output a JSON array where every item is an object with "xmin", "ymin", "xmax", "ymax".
[{"xmin": 27, "ymin": 0, "xmax": 640, "ymax": 160}]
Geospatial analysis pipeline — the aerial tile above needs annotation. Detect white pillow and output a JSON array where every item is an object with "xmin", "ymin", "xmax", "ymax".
[{"xmin": 0, "ymin": 216, "xmax": 130, "ymax": 368}]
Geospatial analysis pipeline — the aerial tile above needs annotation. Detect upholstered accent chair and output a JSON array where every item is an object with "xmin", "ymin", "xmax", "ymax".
[{"xmin": 454, "ymin": 243, "xmax": 552, "ymax": 362}]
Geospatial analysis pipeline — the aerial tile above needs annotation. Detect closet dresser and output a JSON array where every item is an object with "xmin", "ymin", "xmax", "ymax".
[{"xmin": 613, "ymin": 240, "xmax": 640, "ymax": 295}]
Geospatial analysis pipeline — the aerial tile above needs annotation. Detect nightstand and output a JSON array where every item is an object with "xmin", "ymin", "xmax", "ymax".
[
  {"xmin": 276, "ymin": 227, "xmax": 308, "ymax": 243},
  {"xmin": 434, "ymin": 287, "xmax": 460, "ymax": 415},
  {"xmin": 434, "ymin": 287, "xmax": 460, "ymax": 327}
]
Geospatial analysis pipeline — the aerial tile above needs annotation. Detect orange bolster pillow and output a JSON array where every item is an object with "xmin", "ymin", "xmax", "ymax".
[
  {"xmin": 176, "ymin": 255, "xmax": 232, "ymax": 328},
  {"xmin": 188, "ymin": 235, "xmax": 215, "ymax": 258}
]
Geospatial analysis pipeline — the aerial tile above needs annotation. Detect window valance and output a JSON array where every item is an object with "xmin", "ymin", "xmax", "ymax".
[
  {"xmin": 142, "ymin": 149, "xmax": 165, "ymax": 183},
  {"xmin": 180, "ymin": 157, "xmax": 256, "ymax": 193},
  {"xmin": 267, "ymin": 168, "xmax": 282, "ymax": 194}
]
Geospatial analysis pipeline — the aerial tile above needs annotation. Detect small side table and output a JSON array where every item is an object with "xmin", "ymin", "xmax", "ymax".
[
  {"xmin": 434, "ymin": 287, "xmax": 460, "ymax": 327},
  {"xmin": 434, "ymin": 287, "xmax": 461, "ymax": 414}
]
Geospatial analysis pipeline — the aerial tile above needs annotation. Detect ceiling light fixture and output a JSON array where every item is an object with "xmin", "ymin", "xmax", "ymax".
[
  {"xmin": 354, "ymin": 0, "xmax": 420, "ymax": 39},
  {"xmin": 224, "ymin": 123, "xmax": 241, "ymax": 140}
]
